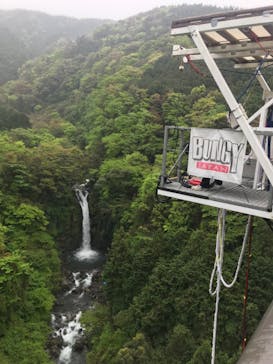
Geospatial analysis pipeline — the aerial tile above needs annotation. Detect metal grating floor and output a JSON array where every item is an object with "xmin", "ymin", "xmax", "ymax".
[{"xmin": 158, "ymin": 181, "xmax": 272, "ymax": 212}]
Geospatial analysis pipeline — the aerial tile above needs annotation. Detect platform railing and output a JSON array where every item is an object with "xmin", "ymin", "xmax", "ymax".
[
  {"xmin": 160, "ymin": 126, "xmax": 190, "ymax": 187},
  {"xmin": 159, "ymin": 125, "xmax": 273, "ymax": 197}
]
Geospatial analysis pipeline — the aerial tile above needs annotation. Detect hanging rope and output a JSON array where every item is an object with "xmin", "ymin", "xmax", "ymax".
[
  {"xmin": 209, "ymin": 210, "xmax": 253, "ymax": 364},
  {"xmin": 237, "ymin": 60, "xmax": 264, "ymax": 103},
  {"xmin": 236, "ymin": 27, "xmax": 273, "ymax": 105},
  {"xmin": 185, "ymin": 55, "xmax": 205, "ymax": 77},
  {"xmin": 210, "ymin": 209, "xmax": 225, "ymax": 364},
  {"xmin": 220, "ymin": 216, "xmax": 252, "ymax": 288},
  {"xmin": 248, "ymin": 28, "xmax": 273, "ymax": 57},
  {"xmin": 241, "ymin": 216, "xmax": 254, "ymax": 351}
]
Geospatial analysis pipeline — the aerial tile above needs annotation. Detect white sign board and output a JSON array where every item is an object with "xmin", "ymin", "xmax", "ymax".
[{"xmin": 188, "ymin": 128, "xmax": 247, "ymax": 184}]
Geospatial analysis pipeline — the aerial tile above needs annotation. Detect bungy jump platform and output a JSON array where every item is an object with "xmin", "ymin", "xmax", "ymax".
[
  {"xmin": 158, "ymin": 127, "xmax": 273, "ymax": 219},
  {"xmin": 156, "ymin": 5, "xmax": 273, "ymax": 364}
]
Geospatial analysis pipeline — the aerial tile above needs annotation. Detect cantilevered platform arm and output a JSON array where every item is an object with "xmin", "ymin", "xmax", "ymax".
[{"xmin": 165, "ymin": 6, "xmax": 273, "ymax": 218}]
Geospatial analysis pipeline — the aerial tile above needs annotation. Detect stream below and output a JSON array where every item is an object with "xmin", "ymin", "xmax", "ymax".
[{"xmin": 49, "ymin": 252, "xmax": 105, "ymax": 364}]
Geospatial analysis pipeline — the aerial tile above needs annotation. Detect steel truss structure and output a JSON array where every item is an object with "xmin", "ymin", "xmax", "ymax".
[{"xmin": 157, "ymin": 6, "xmax": 273, "ymax": 219}]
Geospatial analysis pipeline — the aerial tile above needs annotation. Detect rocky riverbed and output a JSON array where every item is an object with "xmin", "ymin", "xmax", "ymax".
[{"xmin": 47, "ymin": 253, "xmax": 105, "ymax": 364}]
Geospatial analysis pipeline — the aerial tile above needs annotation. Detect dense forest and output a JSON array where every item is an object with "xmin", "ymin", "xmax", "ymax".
[{"xmin": 0, "ymin": 3, "xmax": 273, "ymax": 364}]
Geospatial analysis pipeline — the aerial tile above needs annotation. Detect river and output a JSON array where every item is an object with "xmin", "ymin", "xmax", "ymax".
[{"xmin": 50, "ymin": 252, "xmax": 105, "ymax": 364}]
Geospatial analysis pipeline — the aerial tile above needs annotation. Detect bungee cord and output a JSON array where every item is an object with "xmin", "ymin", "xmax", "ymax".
[
  {"xmin": 241, "ymin": 216, "xmax": 253, "ymax": 351},
  {"xmin": 209, "ymin": 210, "xmax": 253, "ymax": 364}
]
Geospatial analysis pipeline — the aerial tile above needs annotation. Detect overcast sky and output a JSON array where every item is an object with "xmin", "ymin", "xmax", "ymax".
[{"xmin": 0, "ymin": 0, "xmax": 272, "ymax": 20}]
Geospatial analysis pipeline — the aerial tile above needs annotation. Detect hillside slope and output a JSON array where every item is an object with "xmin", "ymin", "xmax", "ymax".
[{"xmin": 0, "ymin": 9, "xmax": 111, "ymax": 83}]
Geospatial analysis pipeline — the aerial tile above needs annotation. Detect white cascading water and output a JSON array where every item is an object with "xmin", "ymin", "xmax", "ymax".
[
  {"xmin": 74, "ymin": 187, "xmax": 98, "ymax": 261},
  {"xmin": 52, "ymin": 271, "xmax": 95, "ymax": 364},
  {"xmin": 57, "ymin": 311, "xmax": 83, "ymax": 364}
]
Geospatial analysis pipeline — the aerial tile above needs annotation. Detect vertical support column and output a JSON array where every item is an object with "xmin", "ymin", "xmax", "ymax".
[
  {"xmin": 256, "ymin": 71, "xmax": 271, "ymax": 97},
  {"xmin": 177, "ymin": 129, "xmax": 184, "ymax": 181},
  {"xmin": 253, "ymin": 105, "xmax": 268, "ymax": 188},
  {"xmin": 253, "ymin": 72, "xmax": 270, "ymax": 189},
  {"xmin": 190, "ymin": 29, "xmax": 273, "ymax": 187},
  {"xmin": 254, "ymin": 72, "xmax": 273, "ymax": 210},
  {"xmin": 160, "ymin": 126, "xmax": 169, "ymax": 186}
]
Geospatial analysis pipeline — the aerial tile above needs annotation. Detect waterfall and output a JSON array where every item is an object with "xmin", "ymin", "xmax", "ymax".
[
  {"xmin": 48, "ymin": 182, "xmax": 104, "ymax": 364},
  {"xmin": 74, "ymin": 185, "xmax": 98, "ymax": 261}
]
